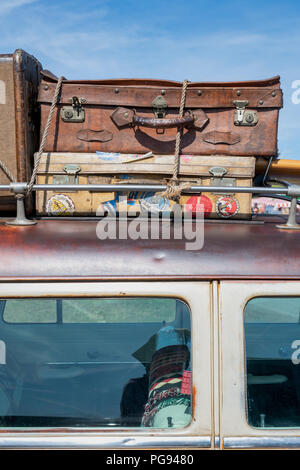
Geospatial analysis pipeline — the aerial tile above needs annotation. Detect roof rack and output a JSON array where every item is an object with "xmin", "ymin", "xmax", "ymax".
[{"xmin": 0, "ymin": 182, "xmax": 300, "ymax": 230}]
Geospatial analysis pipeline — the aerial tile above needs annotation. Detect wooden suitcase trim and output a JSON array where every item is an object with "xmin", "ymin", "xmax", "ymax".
[{"xmin": 36, "ymin": 153, "xmax": 256, "ymax": 178}]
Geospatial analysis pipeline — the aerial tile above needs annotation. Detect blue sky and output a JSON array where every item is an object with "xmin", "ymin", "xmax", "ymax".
[{"xmin": 1, "ymin": 0, "xmax": 300, "ymax": 159}]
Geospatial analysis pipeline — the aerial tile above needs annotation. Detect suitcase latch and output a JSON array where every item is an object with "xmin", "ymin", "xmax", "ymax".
[
  {"xmin": 63, "ymin": 164, "xmax": 81, "ymax": 184},
  {"xmin": 152, "ymin": 95, "xmax": 168, "ymax": 118},
  {"xmin": 233, "ymin": 100, "xmax": 258, "ymax": 126},
  {"xmin": 53, "ymin": 164, "xmax": 81, "ymax": 192},
  {"xmin": 61, "ymin": 96, "xmax": 86, "ymax": 122},
  {"xmin": 209, "ymin": 166, "xmax": 236, "ymax": 194}
]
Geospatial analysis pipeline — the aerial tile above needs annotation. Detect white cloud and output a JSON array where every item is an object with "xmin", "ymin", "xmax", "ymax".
[{"xmin": 0, "ymin": 0, "xmax": 38, "ymax": 16}]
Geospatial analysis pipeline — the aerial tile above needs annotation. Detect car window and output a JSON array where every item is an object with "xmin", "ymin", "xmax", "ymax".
[
  {"xmin": 0, "ymin": 297, "xmax": 191, "ymax": 429},
  {"xmin": 62, "ymin": 298, "xmax": 177, "ymax": 323},
  {"xmin": 1, "ymin": 299, "xmax": 57, "ymax": 323},
  {"xmin": 245, "ymin": 296, "xmax": 300, "ymax": 428}
]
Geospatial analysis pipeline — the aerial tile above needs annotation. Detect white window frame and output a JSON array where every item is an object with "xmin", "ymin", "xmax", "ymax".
[
  {"xmin": 0, "ymin": 281, "xmax": 212, "ymax": 449},
  {"xmin": 220, "ymin": 280, "xmax": 300, "ymax": 449}
]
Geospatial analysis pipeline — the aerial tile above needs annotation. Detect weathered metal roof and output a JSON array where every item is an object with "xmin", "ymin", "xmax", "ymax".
[{"xmin": 0, "ymin": 217, "xmax": 299, "ymax": 280}]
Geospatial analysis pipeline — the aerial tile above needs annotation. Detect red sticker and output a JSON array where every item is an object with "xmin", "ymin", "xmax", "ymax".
[
  {"xmin": 181, "ymin": 370, "xmax": 191, "ymax": 395},
  {"xmin": 185, "ymin": 195, "xmax": 212, "ymax": 217},
  {"xmin": 181, "ymin": 155, "xmax": 193, "ymax": 163},
  {"xmin": 216, "ymin": 196, "xmax": 239, "ymax": 218}
]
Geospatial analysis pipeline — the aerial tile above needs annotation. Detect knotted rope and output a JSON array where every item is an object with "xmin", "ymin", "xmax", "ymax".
[{"xmin": 160, "ymin": 79, "xmax": 191, "ymax": 201}]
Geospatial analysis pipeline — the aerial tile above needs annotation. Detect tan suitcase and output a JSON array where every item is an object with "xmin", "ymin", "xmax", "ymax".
[
  {"xmin": 0, "ymin": 49, "xmax": 42, "ymax": 212},
  {"xmin": 35, "ymin": 152, "xmax": 255, "ymax": 219}
]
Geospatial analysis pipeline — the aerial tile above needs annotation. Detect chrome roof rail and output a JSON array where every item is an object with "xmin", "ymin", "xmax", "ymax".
[{"xmin": 0, "ymin": 182, "xmax": 299, "ymax": 228}]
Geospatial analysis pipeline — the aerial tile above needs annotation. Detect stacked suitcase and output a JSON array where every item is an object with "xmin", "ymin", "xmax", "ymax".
[
  {"xmin": 0, "ymin": 50, "xmax": 284, "ymax": 219},
  {"xmin": 35, "ymin": 72, "xmax": 282, "ymax": 219},
  {"xmin": 0, "ymin": 49, "xmax": 42, "ymax": 213}
]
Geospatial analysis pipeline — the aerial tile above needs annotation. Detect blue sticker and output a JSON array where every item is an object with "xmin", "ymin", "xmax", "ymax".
[
  {"xmin": 140, "ymin": 194, "xmax": 170, "ymax": 213},
  {"xmin": 101, "ymin": 199, "xmax": 117, "ymax": 215},
  {"xmin": 96, "ymin": 151, "xmax": 121, "ymax": 161}
]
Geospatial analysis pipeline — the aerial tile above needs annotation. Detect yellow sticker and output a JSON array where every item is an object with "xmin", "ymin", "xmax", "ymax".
[{"xmin": 46, "ymin": 194, "xmax": 75, "ymax": 216}]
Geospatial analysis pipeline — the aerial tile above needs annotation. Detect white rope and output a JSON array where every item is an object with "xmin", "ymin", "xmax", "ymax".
[{"xmin": 27, "ymin": 76, "xmax": 64, "ymax": 194}]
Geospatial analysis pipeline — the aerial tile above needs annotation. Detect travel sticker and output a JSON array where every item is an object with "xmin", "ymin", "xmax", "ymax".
[
  {"xmin": 96, "ymin": 151, "xmax": 121, "ymax": 161},
  {"xmin": 181, "ymin": 155, "xmax": 193, "ymax": 163},
  {"xmin": 216, "ymin": 196, "xmax": 239, "ymax": 218},
  {"xmin": 140, "ymin": 194, "xmax": 170, "ymax": 213},
  {"xmin": 185, "ymin": 195, "xmax": 212, "ymax": 217},
  {"xmin": 46, "ymin": 194, "xmax": 75, "ymax": 216},
  {"xmin": 98, "ymin": 199, "xmax": 117, "ymax": 215}
]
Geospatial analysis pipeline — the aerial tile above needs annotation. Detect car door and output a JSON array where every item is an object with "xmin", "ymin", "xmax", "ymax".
[
  {"xmin": 219, "ymin": 281, "xmax": 300, "ymax": 449},
  {"xmin": 0, "ymin": 281, "xmax": 213, "ymax": 449}
]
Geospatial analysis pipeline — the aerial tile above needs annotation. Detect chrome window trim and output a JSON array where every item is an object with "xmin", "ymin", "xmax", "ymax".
[
  {"xmin": 0, "ymin": 435, "xmax": 211, "ymax": 449},
  {"xmin": 224, "ymin": 436, "xmax": 300, "ymax": 449},
  {"xmin": 219, "ymin": 282, "xmax": 300, "ymax": 444}
]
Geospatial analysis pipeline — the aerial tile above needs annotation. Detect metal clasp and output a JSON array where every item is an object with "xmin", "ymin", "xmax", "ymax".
[
  {"xmin": 52, "ymin": 164, "xmax": 81, "ymax": 192},
  {"xmin": 61, "ymin": 96, "xmax": 86, "ymax": 122},
  {"xmin": 152, "ymin": 95, "xmax": 168, "ymax": 119},
  {"xmin": 209, "ymin": 167, "xmax": 228, "ymax": 178},
  {"xmin": 209, "ymin": 166, "xmax": 236, "ymax": 195},
  {"xmin": 233, "ymin": 100, "xmax": 248, "ymax": 123},
  {"xmin": 233, "ymin": 100, "xmax": 258, "ymax": 126},
  {"xmin": 63, "ymin": 164, "xmax": 81, "ymax": 185}
]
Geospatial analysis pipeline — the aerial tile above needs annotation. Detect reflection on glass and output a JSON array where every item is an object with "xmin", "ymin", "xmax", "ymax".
[
  {"xmin": 0, "ymin": 297, "xmax": 191, "ymax": 429},
  {"xmin": 2, "ymin": 299, "xmax": 57, "ymax": 323}
]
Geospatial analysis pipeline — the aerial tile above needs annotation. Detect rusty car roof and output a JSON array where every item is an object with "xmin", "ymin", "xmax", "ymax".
[{"xmin": 0, "ymin": 217, "xmax": 299, "ymax": 281}]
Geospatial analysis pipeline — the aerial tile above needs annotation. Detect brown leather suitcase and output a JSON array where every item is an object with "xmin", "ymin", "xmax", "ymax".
[
  {"xmin": 38, "ymin": 73, "xmax": 282, "ymax": 158},
  {"xmin": 0, "ymin": 49, "xmax": 42, "ymax": 212},
  {"xmin": 35, "ymin": 152, "xmax": 255, "ymax": 219}
]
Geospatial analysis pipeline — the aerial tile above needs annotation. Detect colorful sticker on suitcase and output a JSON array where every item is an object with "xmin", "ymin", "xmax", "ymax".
[
  {"xmin": 140, "ymin": 194, "xmax": 170, "ymax": 213},
  {"xmin": 180, "ymin": 155, "xmax": 193, "ymax": 163},
  {"xmin": 96, "ymin": 152, "xmax": 152, "ymax": 162},
  {"xmin": 96, "ymin": 151, "xmax": 122, "ymax": 161},
  {"xmin": 185, "ymin": 195, "xmax": 212, "ymax": 217},
  {"xmin": 98, "ymin": 199, "xmax": 118, "ymax": 216},
  {"xmin": 216, "ymin": 196, "xmax": 240, "ymax": 218},
  {"xmin": 46, "ymin": 194, "xmax": 75, "ymax": 216}
]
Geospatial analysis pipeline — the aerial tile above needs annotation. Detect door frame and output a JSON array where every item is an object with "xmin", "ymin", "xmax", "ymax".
[{"xmin": 219, "ymin": 280, "xmax": 300, "ymax": 449}]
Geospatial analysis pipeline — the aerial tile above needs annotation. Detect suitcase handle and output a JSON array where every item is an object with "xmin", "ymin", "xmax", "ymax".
[
  {"xmin": 133, "ymin": 112, "xmax": 195, "ymax": 129},
  {"xmin": 111, "ymin": 107, "xmax": 208, "ymax": 130}
]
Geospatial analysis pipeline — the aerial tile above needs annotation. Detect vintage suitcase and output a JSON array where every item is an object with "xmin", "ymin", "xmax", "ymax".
[
  {"xmin": 35, "ymin": 152, "xmax": 255, "ymax": 219},
  {"xmin": 0, "ymin": 49, "xmax": 42, "ymax": 212},
  {"xmin": 38, "ymin": 73, "xmax": 282, "ymax": 157}
]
